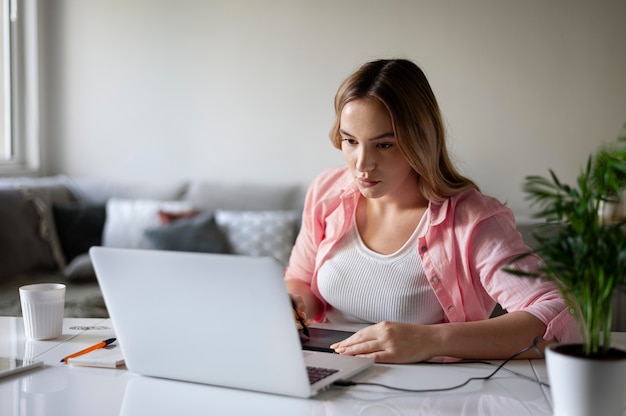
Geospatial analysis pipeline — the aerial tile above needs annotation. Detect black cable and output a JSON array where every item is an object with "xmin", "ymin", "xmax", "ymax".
[
  {"xmin": 466, "ymin": 360, "xmax": 549, "ymax": 388},
  {"xmin": 332, "ymin": 337, "xmax": 549, "ymax": 393}
]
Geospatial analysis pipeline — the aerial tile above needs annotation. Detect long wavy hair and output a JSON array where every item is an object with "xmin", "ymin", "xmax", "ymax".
[{"xmin": 330, "ymin": 59, "xmax": 478, "ymax": 202}]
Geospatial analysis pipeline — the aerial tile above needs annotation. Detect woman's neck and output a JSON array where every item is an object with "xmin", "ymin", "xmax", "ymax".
[{"xmin": 361, "ymin": 179, "xmax": 428, "ymax": 215}]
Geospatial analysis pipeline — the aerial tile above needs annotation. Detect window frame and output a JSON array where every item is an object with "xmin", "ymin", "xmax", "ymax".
[{"xmin": 0, "ymin": 0, "xmax": 40, "ymax": 176}]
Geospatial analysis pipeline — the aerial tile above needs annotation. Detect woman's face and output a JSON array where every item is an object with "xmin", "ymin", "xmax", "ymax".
[{"xmin": 339, "ymin": 97, "xmax": 416, "ymax": 200}]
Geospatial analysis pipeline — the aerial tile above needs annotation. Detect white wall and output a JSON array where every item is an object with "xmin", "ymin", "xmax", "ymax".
[{"xmin": 40, "ymin": 0, "xmax": 626, "ymax": 219}]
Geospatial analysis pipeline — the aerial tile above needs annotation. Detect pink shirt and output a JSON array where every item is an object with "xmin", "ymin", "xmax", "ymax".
[{"xmin": 285, "ymin": 166, "xmax": 580, "ymax": 343}]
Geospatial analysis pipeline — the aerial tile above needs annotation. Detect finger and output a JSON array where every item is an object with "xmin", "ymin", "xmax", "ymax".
[
  {"xmin": 331, "ymin": 336, "xmax": 401, "ymax": 363},
  {"xmin": 291, "ymin": 308, "xmax": 307, "ymax": 321},
  {"xmin": 290, "ymin": 296, "xmax": 307, "ymax": 317},
  {"xmin": 334, "ymin": 341, "xmax": 386, "ymax": 359},
  {"xmin": 330, "ymin": 327, "xmax": 373, "ymax": 350},
  {"xmin": 331, "ymin": 333, "xmax": 380, "ymax": 355},
  {"xmin": 293, "ymin": 311, "xmax": 308, "ymax": 326},
  {"xmin": 294, "ymin": 318, "xmax": 303, "ymax": 330},
  {"xmin": 292, "ymin": 310, "xmax": 307, "ymax": 328},
  {"xmin": 290, "ymin": 299, "xmax": 311, "ymax": 332}
]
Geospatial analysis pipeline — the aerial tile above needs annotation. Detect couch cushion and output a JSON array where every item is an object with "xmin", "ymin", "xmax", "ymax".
[
  {"xmin": 184, "ymin": 182, "xmax": 305, "ymax": 212},
  {"xmin": 102, "ymin": 198, "xmax": 194, "ymax": 249},
  {"xmin": 213, "ymin": 210, "xmax": 299, "ymax": 267},
  {"xmin": 53, "ymin": 203, "xmax": 106, "ymax": 262},
  {"xmin": 0, "ymin": 189, "xmax": 59, "ymax": 279},
  {"xmin": 0, "ymin": 176, "xmax": 77, "ymax": 272},
  {"xmin": 0, "ymin": 175, "xmax": 75, "ymax": 199},
  {"xmin": 144, "ymin": 212, "xmax": 229, "ymax": 254},
  {"xmin": 66, "ymin": 178, "xmax": 189, "ymax": 205}
]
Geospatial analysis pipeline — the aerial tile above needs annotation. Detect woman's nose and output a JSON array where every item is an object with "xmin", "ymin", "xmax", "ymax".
[{"xmin": 355, "ymin": 147, "xmax": 375, "ymax": 172}]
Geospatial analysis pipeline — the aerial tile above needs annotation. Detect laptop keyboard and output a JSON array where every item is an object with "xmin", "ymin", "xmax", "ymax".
[{"xmin": 307, "ymin": 366, "xmax": 339, "ymax": 384}]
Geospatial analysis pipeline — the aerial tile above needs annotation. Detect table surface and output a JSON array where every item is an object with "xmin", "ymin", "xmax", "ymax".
[{"xmin": 1, "ymin": 316, "xmax": 625, "ymax": 416}]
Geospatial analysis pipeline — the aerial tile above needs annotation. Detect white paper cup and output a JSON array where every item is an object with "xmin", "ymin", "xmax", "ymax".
[{"xmin": 19, "ymin": 283, "xmax": 66, "ymax": 340}]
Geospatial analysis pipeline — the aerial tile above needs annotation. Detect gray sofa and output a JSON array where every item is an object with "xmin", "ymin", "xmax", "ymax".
[
  {"xmin": 1, "ymin": 175, "xmax": 624, "ymax": 331},
  {"xmin": 0, "ymin": 175, "xmax": 305, "ymax": 318}
]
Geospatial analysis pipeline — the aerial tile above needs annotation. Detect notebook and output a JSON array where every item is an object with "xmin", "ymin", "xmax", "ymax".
[
  {"xmin": 90, "ymin": 247, "xmax": 373, "ymax": 398},
  {"xmin": 67, "ymin": 344, "xmax": 125, "ymax": 368}
]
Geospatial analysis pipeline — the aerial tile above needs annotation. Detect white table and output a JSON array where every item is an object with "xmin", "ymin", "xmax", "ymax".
[{"xmin": 1, "ymin": 316, "xmax": 625, "ymax": 415}]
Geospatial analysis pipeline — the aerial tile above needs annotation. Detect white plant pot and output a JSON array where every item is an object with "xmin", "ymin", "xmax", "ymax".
[{"xmin": 545, "ymin": 343, "xmax": 626, "ymax": 416}]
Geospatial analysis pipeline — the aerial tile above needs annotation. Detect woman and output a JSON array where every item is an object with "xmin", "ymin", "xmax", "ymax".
[{"xmin": 285, "ymin": 59, "xmax": 579, "ymax": 364}]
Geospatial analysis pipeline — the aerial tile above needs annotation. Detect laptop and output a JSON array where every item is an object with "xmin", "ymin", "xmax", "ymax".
[{"xmin": 90, "ymin": 247, "xmax": 373, "ymax": 398}]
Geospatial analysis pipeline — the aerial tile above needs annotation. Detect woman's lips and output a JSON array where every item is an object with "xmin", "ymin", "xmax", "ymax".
[{"xmin": 357, "ymin": 177, "xmax": 380, "ymax": 188}]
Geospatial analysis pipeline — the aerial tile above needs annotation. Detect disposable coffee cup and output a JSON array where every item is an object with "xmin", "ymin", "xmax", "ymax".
[{"xmin": 19, "ymin": 283, "xmax": 66, "ymax": 340}]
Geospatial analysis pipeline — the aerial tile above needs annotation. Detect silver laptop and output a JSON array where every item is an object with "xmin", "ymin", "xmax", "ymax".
[{"xmin": 90, "ymin": 247, "xmax": 373, "ymax": 398}]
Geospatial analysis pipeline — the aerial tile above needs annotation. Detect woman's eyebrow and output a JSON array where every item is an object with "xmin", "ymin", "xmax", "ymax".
[{"xmin": 339, "ymin": 129, "xmax": 395, "ymax": 141}]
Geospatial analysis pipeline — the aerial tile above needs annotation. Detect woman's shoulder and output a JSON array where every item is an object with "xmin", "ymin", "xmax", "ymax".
[
  {"xmin": 452, "ymin": 188, "xmax": 506, "ymax": 209},
  {"xmin": 301, "ymin": 166, "xmax": 359, "ymax": 217},
  {"xmin": 312, "ymin": 166, "xmax": 353, "ymax": 185},
  {"xmin": 452, "ymin": 188, "xmax": 515, "ymax": 223},
  {"xmin": 307, "ymin": 166, "xmax": 355, "ymax": 199},
  {"xmin": 432, "ymin": 188, "xmax": 514, "ymax": 224}
]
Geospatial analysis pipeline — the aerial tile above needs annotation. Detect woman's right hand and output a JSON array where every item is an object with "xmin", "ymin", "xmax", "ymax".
[
  {"xmin": 290, "ymin": 294, "xmax": 310, "ymax": 330},
  {"xmin": 285, "ymin": 278, "xmax": 322, "ymax": 327}
]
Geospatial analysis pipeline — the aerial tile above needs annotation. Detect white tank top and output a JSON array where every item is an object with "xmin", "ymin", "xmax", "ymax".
[{"xmin": 317, "ymin": 213, "xmax": 445, "ymax": 324}]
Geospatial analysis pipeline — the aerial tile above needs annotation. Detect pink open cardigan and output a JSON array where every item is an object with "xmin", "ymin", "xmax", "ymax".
[{"xmin": 285, "ymin": 166, "xmax": 580, "ymax": 343}]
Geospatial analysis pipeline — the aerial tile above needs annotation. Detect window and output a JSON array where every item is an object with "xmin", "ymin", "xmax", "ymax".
[
  {"xmin": 0, "ymin": 0, "xmax": 12, "ymax": 162},
  {"xmin": 0, "ymin": 0, "xmax": 39, "ymax": 175}
]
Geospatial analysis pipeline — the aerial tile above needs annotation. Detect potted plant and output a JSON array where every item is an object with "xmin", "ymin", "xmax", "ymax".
[{"xmin": 506, "ymin": 122, "xmax": 626, "ymax": 416}]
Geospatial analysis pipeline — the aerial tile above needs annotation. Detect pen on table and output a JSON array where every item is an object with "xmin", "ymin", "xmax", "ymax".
[
  {"xmin": 60, "ymin": 338, "xmax": 116, "ymax": 363},
  {"xmin": 291, "ymin": 300, "xmax": 310, "ymax": 338}
]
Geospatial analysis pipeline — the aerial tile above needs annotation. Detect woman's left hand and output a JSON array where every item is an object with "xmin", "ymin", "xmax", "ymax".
[{"xmin": 330, "ymin": 321, "xmax": 436, "ymax": 363}]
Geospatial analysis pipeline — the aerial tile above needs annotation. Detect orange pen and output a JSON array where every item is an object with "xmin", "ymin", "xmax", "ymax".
[{"xmin": 60, "ymin": 338, "xmax": 116, "ymax": 363}]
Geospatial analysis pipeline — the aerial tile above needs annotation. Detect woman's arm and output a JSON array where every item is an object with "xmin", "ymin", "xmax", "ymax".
[{"xmin": 331, "ymin": 310, "xmax": 550, "ymax": 363}]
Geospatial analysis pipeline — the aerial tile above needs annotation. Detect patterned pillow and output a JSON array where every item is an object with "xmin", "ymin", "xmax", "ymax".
[{"xmin": 213, "ymin": 210, "xmax": 300, "ymax": 267}]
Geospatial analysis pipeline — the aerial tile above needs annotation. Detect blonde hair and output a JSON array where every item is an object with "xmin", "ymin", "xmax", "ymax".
[{"xmin": 330, "ymin": 59, "xmax": 478, "ymax": 202}]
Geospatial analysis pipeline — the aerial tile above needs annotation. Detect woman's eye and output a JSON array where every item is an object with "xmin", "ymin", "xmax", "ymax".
[
  {"xmin": 377, "ymin": 143, "xmax": 393, "ymax": 149},
  {"xmin": 342, "ymin": 138, "xmax": 357, "ymax": 145}
]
